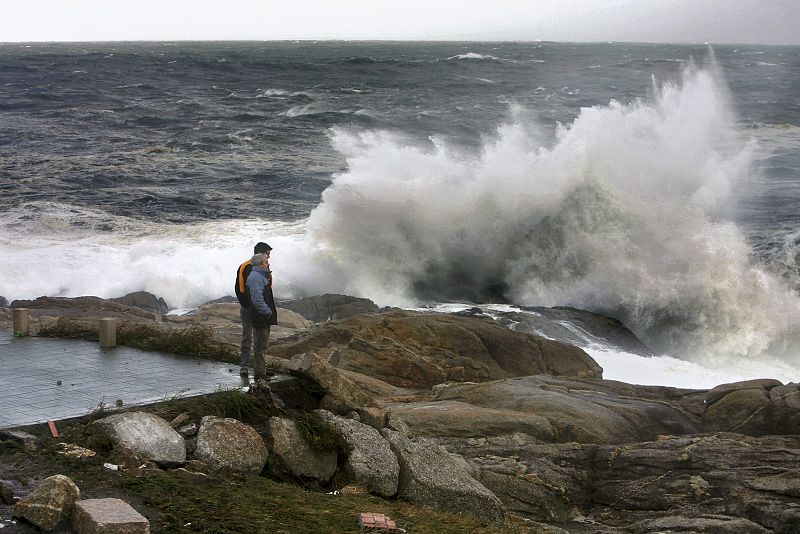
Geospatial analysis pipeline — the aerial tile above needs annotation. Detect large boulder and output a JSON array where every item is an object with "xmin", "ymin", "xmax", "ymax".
[
  {"xmin": 380, "ymin": 429, "xmax": 505, "ymax": 523},
  {"xmin": 427, "ymin": 376, "xmax": 699, "ymax": 444},
  {"xmin": 272, "ymin": 311, "xmax": 602, "ymax": 388},
  {"xmin": 194, "ymin": 416, "xmax": 267, "ymax": 475},
  {"xmin": 702, "ymin": 380, "xmax": 800, "ymax": 435},
  {"xmin": 12, "ymin": 475, "xmax": 80, "ymax": 531},
  {"xmin": 279, "ymin": 294, "xmax": 380, "ymax": 322},
  {"xmin": 0, "ymin": 296, "xmax": 7, "ymax": 308},
  {"xmin": 111, "ymin": 291, "xmax": 170, "ymax": 315},
  {"xmin": 314, "ymin": 410, "xmax": 399, "ymax": 497},
  {"xmin": 704, "ymin": 379, "xmax": 783, "ymax": 406},
  {"xmin": 92, "ymin": 412, "xmax": 185, "ymax": 467},
  {"xmin": 266, "ymin": 417, "xmax": 337, "ymax": 482},
  {"xmin": 283, "ymin": 352, "xmax": 380, "ymax": 419}
]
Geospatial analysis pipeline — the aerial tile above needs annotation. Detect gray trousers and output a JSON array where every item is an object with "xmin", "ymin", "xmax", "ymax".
[
  {"xmin": 239, "ymin": 306, "xmax": 252, "ymax": 370},
  {"xmin": 252, "ymin": 326, "xmax": 271, "ymax": 379}
]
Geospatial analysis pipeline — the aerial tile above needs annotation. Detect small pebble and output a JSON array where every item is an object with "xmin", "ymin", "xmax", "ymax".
[
  {"xmin": 56, "ymin": 380, "xmax": 62, "ymax": 386},
  {"xmin": 115, "ymin": 399, "xmax": 124, "ymax": 406}
]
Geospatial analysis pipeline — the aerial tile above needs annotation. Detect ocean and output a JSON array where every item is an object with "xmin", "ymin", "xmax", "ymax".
[{"xmin": 2, "ymin": 41, "xmax": 799, "ymax": 386}]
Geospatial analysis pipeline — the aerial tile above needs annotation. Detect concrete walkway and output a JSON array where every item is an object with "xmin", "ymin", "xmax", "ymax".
[{"xmin": 0, "ymin": 332, "xmax": 246, "ymax": 430}]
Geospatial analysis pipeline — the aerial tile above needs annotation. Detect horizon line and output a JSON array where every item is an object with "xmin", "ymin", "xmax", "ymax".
[{"xmin": 1, "ymin": 38, "xmax": 797, "ymax": 47}]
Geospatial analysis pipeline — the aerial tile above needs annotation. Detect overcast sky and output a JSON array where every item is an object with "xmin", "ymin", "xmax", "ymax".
[{"xmin": 2, "ymin": 0, "xmax": 798, "ymax": 45}]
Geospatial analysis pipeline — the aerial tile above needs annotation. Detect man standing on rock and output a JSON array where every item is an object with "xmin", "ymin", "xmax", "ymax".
[
  {"xmin": 245, "ymin": 251, "xmax": 278, "ymax": 381},
  {"xmin": 235, "ymin": 242, "xmax": 274, "ymax": 378}
]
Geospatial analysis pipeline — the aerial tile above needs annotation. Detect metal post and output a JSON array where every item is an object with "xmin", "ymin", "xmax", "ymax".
[
  {"xmin": 12, "ymin": 308, "xmax": 29, "ymax": 337},
  {"xmin": 99, "ymin": 318, "xmax": 117, "ymax": 348}
]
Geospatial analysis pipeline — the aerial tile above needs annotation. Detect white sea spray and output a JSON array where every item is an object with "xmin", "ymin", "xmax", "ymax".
[{"xmin": 306, "ymin": 64, "xmax": 800, "ymax": 365}]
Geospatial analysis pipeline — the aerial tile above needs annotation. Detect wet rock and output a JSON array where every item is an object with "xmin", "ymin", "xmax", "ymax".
[
  {"xmin": 71, "ymin": 497, "xmax": 149, "ymax": 534},
  {"xmin": 702, "ymin": 380, "xmax": 800, "ymax": 435},
  {"xmin": 284, "ymin": 352, "xmax": 380, "ymax": 421},
  {"xmin": 505, "ymin": 306, "xmax": 654, "ymax": 356},
  {"xmin": 194, "ymin": 416, "xmax": 267, "ymax": 475},
  {"xmin": 428, "ymin": 376, "xmax": 699, "ymax": 443},
  {"xmin": 704, "ymin": 379, "xmax": 783, "ymax": 406},
  {"xmin": 387, "ymin": 400, "xmax": 555, "ymax": 441},
  {"xmin": 272, "ymin": 311, "xmax": 602, "ymax": 388},
  {"xmin": 594, "ymin": 474, "xmax": 712, "ymax": 510},
  {"xmin": 92, "ymin": 411, "xmax": 186, "ymax": 467},
  {"xmin": 0, "ymin": 480, "xmax": 15, "ymax": 504},
  {"xmin": 437, "ymin": 432, "xmax": 800, "ymax": 531},
  {"xmin": 625, "ymin": 515, "xmax": 769, "ymax": 533},
  {"xmin": 743, "ymin": 469, "xmax": 800, "ymax": 498},
  {"xmin": 111, "ymin": 290, "xmax": 169, "ymax": 315},
  {"xmin": 729, "ymin": 469, "xmax": 800, "ymax": 532},
  {"xmin": 169, "ymin": 412, "xmax": 191, "ymax": 429},
  {"xmin": 176, "ymin": 423, "xmax": 197, "ymax": 438},
  {"xmin": 727, "ymin": 488, "xmax": 800, "ymax": 533},
  {"xmin": 184, "ymin": 436, "xmax": 197, "ymax": 456},
  {"xmin": 473, "ymin": 449, "xmax": 590, "ymax": 523},
  {"xmin": 0, "ymin": 429, "xmax": 38, "ymax": 450},
  {"xmin": 591, "ymin": 434, "xmax": 800, "ymax": 530},
  {"xmin": 279, "ymin": 293, "xmax": 380, "ymax": 322},
  {"xmin": 314, "ymin": 410, "xmax": 399, "ymax": 497},
  {"xmin": 266, "ymin": 417, "xmax": 337, "ymax": 482},
  {"xmin": 10, "ymin": 295, "xmax": 162, "ymax": 322},
  {"xmin": 12, "ymin": 474, "xmax": 80, "ymax": 531},
  {"xmin": 381, "ymin": 429, "xmax": 505, "ymax": 523},
  {"xmin": 200, "ymin": 296, "xmax": 238, "ymax": 305}
]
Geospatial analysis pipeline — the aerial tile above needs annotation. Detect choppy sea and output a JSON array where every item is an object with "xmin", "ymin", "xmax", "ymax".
[{"xmin": 2, "ymin": 41, "xmax": 800, "ymax": 387}]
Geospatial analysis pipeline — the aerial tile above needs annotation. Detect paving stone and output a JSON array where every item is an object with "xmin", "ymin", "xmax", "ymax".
[
  {"xmin": 72, "ymin": 498, "xmax": 150, "ymax": 534},
  {"xmin": 0, "ymin": 336, "xmax": 242, "ymax": 429}
]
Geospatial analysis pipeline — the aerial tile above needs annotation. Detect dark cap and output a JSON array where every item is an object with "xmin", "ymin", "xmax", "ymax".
[{"xmin": 254, "ymin": 242, "xmax": 272, "ymax": 253}]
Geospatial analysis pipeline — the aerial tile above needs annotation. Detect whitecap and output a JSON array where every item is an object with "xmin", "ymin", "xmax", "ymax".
[
  {"xmin": 257, "ymin": 88, "xmax": 290, "ymax": 97},
  {"xmin": 446, "ymin": 52, "xmax": 500, "ymax": 61}
]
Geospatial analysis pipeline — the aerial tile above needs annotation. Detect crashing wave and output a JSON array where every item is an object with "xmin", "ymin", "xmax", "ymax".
[{"xmin": 305, "ymin": 62, "xmax": 800, "ymax": 363}]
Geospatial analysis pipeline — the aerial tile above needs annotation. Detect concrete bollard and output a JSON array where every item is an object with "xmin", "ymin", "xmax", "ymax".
[
  {"xmin": 99, "ymin": 318, "xmax": 117, "ymax": 348},
  {"xmin": 12, "ymin": 308, "xmax": 30, "ymax": 337}
]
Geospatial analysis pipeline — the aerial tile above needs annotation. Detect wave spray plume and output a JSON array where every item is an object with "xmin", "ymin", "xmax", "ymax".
[{"xmin": 307, "ymin": 63, "xmax": 800, "ymax": 364}]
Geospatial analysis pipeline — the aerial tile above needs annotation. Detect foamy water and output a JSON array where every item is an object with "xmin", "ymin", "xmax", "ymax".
[
  {"xmin": 2, "ymin": 48, "xmax": 800, "ymax": 388},
  {"xmin": 307, "ymin": 64, "xmax": 800, "ymax": 364},
  {"xmin": 586, "ymin": 348, "xmax": 798, "ymax": 389}
]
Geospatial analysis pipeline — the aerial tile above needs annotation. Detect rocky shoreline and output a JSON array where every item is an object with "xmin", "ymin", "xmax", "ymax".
[{"xmin": 1, "ymin": 292, "xmax": 798, "ymax": 532}]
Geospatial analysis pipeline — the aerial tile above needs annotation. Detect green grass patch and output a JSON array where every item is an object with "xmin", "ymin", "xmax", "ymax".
[
  {"xmin": 39, "ymin": 317, "xmax": 98, "ymax": 341},
  {"xmin": 117, "ymin": 469, "xmax": 522, "ymax": 534},
  {"xmin": 295, "ymin": 412, "xmax": 340, "ymax": 451},
  {"xmin": 148, "ymin": 388, "xmax": 281, "ymax": 428}
]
